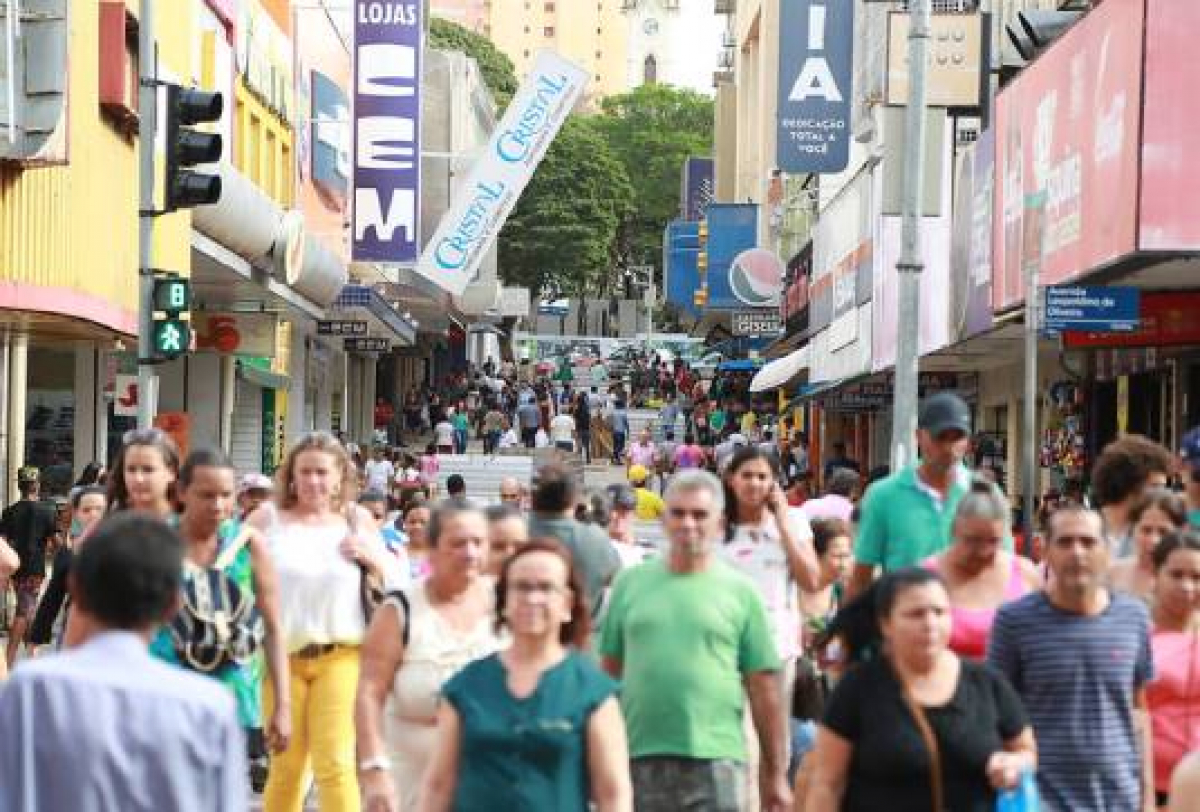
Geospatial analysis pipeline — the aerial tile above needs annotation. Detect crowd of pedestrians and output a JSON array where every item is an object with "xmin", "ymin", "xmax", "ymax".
[{"xmin": 1, "ymin": 386, "xmax": 1200, "ymax": 812}]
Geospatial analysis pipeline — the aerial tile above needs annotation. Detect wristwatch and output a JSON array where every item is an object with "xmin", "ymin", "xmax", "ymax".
[{"xmin": 358, "ymin": 755, "xmax": 391, "ymax": 773}]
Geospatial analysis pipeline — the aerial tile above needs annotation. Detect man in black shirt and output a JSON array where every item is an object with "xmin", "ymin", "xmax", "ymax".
[{"xmin": 2, "ymin": 466, "xmax": 58, "ymax": 667}]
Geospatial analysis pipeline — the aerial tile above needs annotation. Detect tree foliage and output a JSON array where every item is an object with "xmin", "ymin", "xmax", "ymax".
[
  {"xmin": 595, "ymin": 84, "xmax": 714, "ymax": 279},
  {"xmin": 428, "ymin": 17, "xmax": 518, "ymax": 110},
  {"xmin": 499, "ymin": 116, "xmax": 634, "ymax": 299}
]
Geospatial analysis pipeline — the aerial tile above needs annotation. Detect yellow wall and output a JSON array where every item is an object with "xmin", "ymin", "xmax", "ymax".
[
  {"xmin": 233, "ymin": 81, "xmax": 295, "ymax": 208},
  {"xmin": 484, "ymin": 0, "xmax": 629, "ymax": 104},
  {"xmin": 0, "ymin": 0, "xmax": 196, "ymax": 336}
]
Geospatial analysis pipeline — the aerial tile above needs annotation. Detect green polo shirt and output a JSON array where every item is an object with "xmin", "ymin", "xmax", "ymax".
[{"xmin": 855, "ymin": 465, "xmax": 970, "ymax": 571}]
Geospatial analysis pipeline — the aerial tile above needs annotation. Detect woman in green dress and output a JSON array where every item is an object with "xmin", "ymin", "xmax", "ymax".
[
  {"xmin": 418, "ymin": 539, "xmax": 631, "ymax": 812},
  {"xmin": 150, "ymin": 448, "xmax": 291, "ymax": 760}
]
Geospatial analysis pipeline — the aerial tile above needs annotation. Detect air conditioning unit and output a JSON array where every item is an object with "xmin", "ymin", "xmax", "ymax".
[{"xmin": 715, "ymin": 0, "xmax": 736, "ymax": 15}]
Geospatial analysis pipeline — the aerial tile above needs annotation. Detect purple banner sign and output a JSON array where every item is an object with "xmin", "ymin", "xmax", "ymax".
[{"xmin": 352, "ymin": 1, "xmax": 423, "ymax": 263}]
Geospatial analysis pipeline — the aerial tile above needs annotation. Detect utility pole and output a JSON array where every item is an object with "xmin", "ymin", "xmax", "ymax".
[
  {"xmin": 891, "ymin": 0, "xmax": 932, "ymax": 470},
  {"xmin": 1022, "ymin": 194, "xmax": 1045, "ymax": 550},
  {"xmin": 136, "ymin": 0, "xmax": 157, "ymax": 429}
]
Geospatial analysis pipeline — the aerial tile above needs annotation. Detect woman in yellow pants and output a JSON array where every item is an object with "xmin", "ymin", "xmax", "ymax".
[{"xmin": 249, "ymin": 432, "xmax": 401, "ymax": 811}]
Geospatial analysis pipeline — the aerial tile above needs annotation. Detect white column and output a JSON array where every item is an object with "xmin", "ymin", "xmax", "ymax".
[
  {"xmin": 219, "ymin": 355, "xmax": 236, "ymax": 454},
  {"xmin": 7, "ymin": 333, "xmax": 28, "ymax": 498},
  {"xmin": 0, "ymin": 333, "xmax": 9, "ymax": 506},
  {"xmin": 287, "ymin": 327, "xmax": 308, "ymax": 444}
]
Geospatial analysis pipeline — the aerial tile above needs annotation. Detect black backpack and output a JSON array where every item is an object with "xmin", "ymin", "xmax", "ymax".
[{"xmin": 168, "ymin": 526, "xmax": 265, "ymax": 673}]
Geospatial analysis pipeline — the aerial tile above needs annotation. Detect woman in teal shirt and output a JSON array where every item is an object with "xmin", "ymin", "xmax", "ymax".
[{"xmin": 420, "ymin": 539, "xmax": 631, "ymax": 812}]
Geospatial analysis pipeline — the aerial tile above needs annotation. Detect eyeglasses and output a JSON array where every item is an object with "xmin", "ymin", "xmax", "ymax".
[
  {"xmin": 122, "ymin": 427, "xmax": 168, "ymax": 445},
  {"xmin": 507, "ymin": 580, "xmax": 567, "ymax": 597},
  {"xmin": 500, "ymin": 493, "xmax": 522, "ymax": 502},
  {"xmin": 669, "ymin": 507, "xmax": 712, "ymax": 521}
]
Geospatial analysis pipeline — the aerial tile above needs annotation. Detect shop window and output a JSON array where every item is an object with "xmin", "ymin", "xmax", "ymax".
[
  {"xmin": 544, "ymin": 26, "xmax": 555, "ymax": 37},
  {"xmin": 25, "ymin": 349, "xmax": 76, "ymax": 497}
]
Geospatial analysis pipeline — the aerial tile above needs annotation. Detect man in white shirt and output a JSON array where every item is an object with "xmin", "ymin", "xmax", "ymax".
[
  {"xmin": 0, "ymin": 513, "xmax": 247, "ymax": 811},
  {"xmin": 550, "ymin": 411, "xmax": 577, "ymax": 452},
  {"xmin": 363, "ymin": 447, "xmax": 394, "ymax": 494},
  {"xmin": 434, "ymin": 414, "xmax": 456, "ymax": 453}
]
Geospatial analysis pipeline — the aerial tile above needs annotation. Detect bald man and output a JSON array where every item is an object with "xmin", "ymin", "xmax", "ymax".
[{"xmin": 498, "ymin": 477, "xmax": 524, "ymax": 510}]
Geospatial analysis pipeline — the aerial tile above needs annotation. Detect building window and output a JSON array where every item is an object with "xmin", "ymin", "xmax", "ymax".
[
  {"xmin": 644, "ymin": 54, "xmax": 658, "ymax": 84},
  {"xmin": 595, "ymin": 51, "xmax": 602, "ymax": 59},
  {"xmin": 524, "ymin": 25, "xmax": 530, "ymax": 33},
  {"xmin": 545, "ymin": 2, "xmax": 555, "ymax": 11},
  {"xmin": 524, "ymin": 50, "xmax": 531, "ymax": 58},
  {"xmin": 544, "ymin": 26, "xmax": 555, "ymax": 36}
]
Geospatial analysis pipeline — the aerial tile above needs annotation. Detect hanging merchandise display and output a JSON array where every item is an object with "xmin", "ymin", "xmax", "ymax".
[{"xmin": 1039, "ymin": 381, "xmax": 1087, "ymax": 488}]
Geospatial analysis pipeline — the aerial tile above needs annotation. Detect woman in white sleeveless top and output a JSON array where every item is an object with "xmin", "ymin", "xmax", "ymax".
[{"xmin": 355, "ymin": 501, "xmax": 502, "ymax": 811}]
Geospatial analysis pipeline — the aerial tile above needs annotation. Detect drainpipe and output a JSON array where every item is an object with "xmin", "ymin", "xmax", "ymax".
[{"xmin": 7, "ymin": 333, "xmax": 27, "ymax": 498}]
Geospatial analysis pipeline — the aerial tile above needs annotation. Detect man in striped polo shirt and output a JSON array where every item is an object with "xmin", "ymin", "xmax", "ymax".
[{"xmin": 988, "ymin": 505, "xmax": 1155, "ymax": 812}]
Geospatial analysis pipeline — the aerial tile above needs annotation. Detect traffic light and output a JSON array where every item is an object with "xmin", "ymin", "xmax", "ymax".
[
  {"xmin": 1006, "ymin": 10, "xmax": 1082, "ymax": 62},
  {"xmin": 164, "ymin": 84, "xmax": 223, "ymax": 211},
  {"xmin": 151, "ymin": 276, "xmax": 191, "ymax": 361}
]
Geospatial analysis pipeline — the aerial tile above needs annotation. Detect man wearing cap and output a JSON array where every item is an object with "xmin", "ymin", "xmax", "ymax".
[
  {"xmin": 237, "ymin": 473, "xmax": 274, "ymax": 522},
  {"xmin": 628, "ymin": 465, "xmax": 665, "ymax": 522},
  {"xmin": 1180, "ymin": 427, "xmax": 1200, "ymax": 529},
  {"xmin": 1, "ymin": 467, "xmax": 59, "ymax": 668},
  {"xmin": 847, "ymin": 392, "xmax": 974, "ymax": 599}
]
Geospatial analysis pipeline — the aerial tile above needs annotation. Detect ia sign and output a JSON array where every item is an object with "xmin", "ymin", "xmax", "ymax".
[{"xmin": 776, "ymin": 0, "xmax": 854, "ymax": 174}]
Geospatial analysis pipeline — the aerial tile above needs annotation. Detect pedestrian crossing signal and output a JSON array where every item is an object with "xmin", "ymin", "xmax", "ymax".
[{"xmin": 152, "ymin": 318, "xmax": 191, "ymax": 360}]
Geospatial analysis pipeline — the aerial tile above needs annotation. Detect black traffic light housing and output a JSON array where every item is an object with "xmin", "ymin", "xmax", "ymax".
[{"xmin": 164, "ymin": 84, "xmax": 223, "ymax": 211}]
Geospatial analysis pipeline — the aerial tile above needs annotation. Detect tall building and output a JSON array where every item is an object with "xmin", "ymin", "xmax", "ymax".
[
  {"xmin": 429, "ymin": 0, "xmax": 490, "ymax": 33},
  {"xmin": 621, "ymin": 0, "xmax": 723, "ymax": 95},
  {"xmin": 485, "ymin": 0, "xmax": 629, "ymax": 103}
]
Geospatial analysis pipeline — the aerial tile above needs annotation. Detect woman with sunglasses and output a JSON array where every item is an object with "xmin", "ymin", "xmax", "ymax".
[
  {"xmin": 107, "ymin": 428, "xmax": 181, "ymax": 518},
  {"xmin": 418, "ymin": 538, "xmax": 631, "ymax": 812},
  {"xmin": 249, "ymin": 431, "xmax": 397, "ymax": 812}
]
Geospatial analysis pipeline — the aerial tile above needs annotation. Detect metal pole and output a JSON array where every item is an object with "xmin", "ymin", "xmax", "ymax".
[
  {"xmin": 1022, "ymin": 198, "xmax": 1043, "ymax": 551},
  {"xmin": 136, "ymin": 0, "xmax": 157, "ymax": 429},
  {"xmin": 890, "ymin": 0, "xmax": 932, "ymax": 470}
]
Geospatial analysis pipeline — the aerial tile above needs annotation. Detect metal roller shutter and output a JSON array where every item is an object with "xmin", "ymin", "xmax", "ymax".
[{"xmin": 231, "ymin": 379, "xmax": 263, "ymax": 476}]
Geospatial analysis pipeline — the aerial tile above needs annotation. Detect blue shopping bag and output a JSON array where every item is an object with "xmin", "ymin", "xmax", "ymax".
[{"xmin": 996, "ymin": 770, "xmax": 1039, "ymax": 812}]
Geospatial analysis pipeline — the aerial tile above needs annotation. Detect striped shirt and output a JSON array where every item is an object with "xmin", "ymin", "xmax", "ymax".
[{"xmin": 988, "ymin": 591, "xmax": 1153, "ymax": 812}]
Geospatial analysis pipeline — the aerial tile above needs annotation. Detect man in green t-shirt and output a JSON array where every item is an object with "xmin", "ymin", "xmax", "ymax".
[
  {"xmin": 847, "ymin": 391, "xmax": 973, "ymax": 599},
  {"xmin": 600, "ymin": 470, "xmax": 791, "ymax": 812}
]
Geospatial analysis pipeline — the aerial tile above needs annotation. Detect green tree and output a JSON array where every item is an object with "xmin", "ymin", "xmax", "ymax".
[
  {"xmin": 595, "ymin": 84, "xmax": 714, "ymax": 281},
  {"xmin": 499, "ymin": 116, "xmax": 634, "ymax": 299},
  {"xmin": 427, "ymin": 17, "xmax": 518, "ymax": 110}
]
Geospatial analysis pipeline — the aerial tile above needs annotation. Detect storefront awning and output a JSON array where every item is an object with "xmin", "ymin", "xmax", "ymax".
[
  {"xmin": 236, "ymin": 361, "xmax": 290, "ymax": 391},
  {"xmin": 331, "ymin": 285, "xmax": 417, "ymax": 347},
  {"xmin": 750, "ymin": 346, "xmax": 810, "ymax": 393}
]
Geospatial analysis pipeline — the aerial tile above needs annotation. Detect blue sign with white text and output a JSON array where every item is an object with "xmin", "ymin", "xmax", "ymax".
[
  {"xmin": 1043, "ymin": 286, "xmax": 1141, "ymax": 333},
  {"xmin": 777, "ymin": 0, "xmax": 854, "ymax": 173}
]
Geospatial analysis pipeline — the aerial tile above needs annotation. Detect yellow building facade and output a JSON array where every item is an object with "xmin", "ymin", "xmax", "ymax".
[{"xmin": 0, "ymin": 0, "xmax": 198, "ymax": 498}]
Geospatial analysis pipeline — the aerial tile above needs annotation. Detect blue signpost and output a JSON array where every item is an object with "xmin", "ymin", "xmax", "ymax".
[{"xmin": 1042, "ymin": 286, "xmax": 1140, "ymax": 335}]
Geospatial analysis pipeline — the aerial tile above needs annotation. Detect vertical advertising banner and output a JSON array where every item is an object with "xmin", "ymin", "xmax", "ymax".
[
  {"xmin": 416, "ymin": 50, "xmax": 589, "ymax": 296},
  {"xmin": 992, "ymin": 0, "xmax": 1143, "ymax": 310},
  {"xmin": 776, "ymin": 0, "xmax": 854, "ymax": 174},
  {"xmin": 949, "ymin": 128, "xmax": 994, "ymax": 342},
  {"xmin": 352, "ymin": 0, "xmax": 423, "ymax": 263},
  {"xmin": 680, "ymin": 157, "xmax": 715, "ymax": 221}
]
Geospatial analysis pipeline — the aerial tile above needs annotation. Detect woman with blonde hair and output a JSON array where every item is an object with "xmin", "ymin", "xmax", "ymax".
[{"xmin": 250, "ymin": 431, "xmax": 400, "ymax": 812}]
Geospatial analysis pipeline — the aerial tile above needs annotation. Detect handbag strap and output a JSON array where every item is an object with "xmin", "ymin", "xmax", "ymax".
[
  {"xmin": 213, "ymin": 525, "xmax": 254, "ymax": 571},
  {"xmin": 893, "ymin": 661, "xmax": 944, "ymax": 812}
]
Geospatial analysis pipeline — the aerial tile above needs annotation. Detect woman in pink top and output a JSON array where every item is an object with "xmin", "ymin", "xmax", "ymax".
[
  {"xmin": 1147, "ymin": 529, "xmax": 1200, "ymax": 805},
  {"xmin": 924, "ymin": 478, "xmax": 1041, "ymax": 659},
  {"xmin": 672, "ymin": 433, "xmax": 706, "ymax": 470}
]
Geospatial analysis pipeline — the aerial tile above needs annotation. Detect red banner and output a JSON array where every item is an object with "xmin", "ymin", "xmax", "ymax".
[
  {"xmin": 1063, "ymin": 291, "xmax": 1200, "ymax": 349},
  {"xmin": 1138, "ymin": 0, "xmax": 1200, "ymax": 251},
  {"xmin": 992, "ymin": 0, "xmax": 1144, "ymax": 311}
]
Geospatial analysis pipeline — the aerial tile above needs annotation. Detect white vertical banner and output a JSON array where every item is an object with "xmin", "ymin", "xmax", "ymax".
[{"xmin": 416, "ymin": 50, "xmax": 589, "ymax": 296}]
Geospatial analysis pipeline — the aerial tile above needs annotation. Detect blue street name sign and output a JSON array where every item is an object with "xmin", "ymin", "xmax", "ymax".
[{"xmin": 1043, "ymin": 286, "xmax": 1140, "ymax": 334}]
